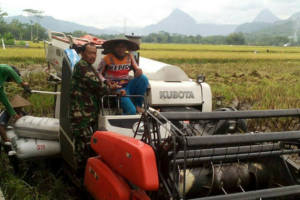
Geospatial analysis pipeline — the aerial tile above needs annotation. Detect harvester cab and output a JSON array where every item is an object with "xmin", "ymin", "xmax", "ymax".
[{"xmin": 44, "ymin": 30, "xmax": 213, "ymax": 137}]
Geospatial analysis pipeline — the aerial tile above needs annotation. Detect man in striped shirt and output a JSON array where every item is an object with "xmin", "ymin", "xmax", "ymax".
[{"xmin": 98, "ymin": 39, "xmax": 148, "ymax": 115}]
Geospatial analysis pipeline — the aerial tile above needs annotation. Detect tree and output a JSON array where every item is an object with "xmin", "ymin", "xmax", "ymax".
[
  {"xmin": 226, "ymin": 32, "xmax": 246, "ymax": 45},
  {"xmin": 0, "ymin": 8, "xmax": 7, "ymax": 35},
  {"xmin": 23, "ymin": 9, "xmax": 44, "ymax": 41},
  {"xmin": 0, "ymin": 8, "xmax": 7, "ymax": 19}
]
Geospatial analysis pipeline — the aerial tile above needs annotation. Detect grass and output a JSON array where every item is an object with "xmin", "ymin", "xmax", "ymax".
[{"xmin": 0, "ymin": 155, "xmax": 79, "ymax": 200}]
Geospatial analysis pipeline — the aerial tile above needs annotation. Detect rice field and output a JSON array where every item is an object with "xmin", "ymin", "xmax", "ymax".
[
  {"xmin": 1, "ymin": 43, "xmax": 300, "ymax": 199},
  {"xmin": 140, "ymin": 43, "xmax": 300, "ymax": 110},
  {"xmin": 1, "ymin": 43, "xmax": 300, "ymax": 111},
  {"xmin": 0, "ymin": 48, "xmax": 45, "ymax": 65}
]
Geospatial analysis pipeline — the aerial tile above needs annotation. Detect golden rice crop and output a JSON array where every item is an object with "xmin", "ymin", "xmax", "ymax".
[
  {"xmin": 140, "ymin": 49, "xmax": 300, "ymax": 62},
  {"xmin": 1, "ymin": 43, "xmax": 300, "ymax": 111},
  {"xmin": 141, "ymin": 43, "xmax": 300, "ymax": 53},
  {"xmin": 0, "ymin": 48, "xmax": 45, "ymax": 65}
]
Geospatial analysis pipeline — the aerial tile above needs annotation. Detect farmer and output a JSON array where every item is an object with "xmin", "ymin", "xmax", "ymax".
[
  {"xmin": 69, "ymin": 43, "xmax": 110, "ymax": 168},
  {"xmin": 0, "ymin": 95, "xmax": 30, "ymax": 146},
  {"xmin": 0, "ymin": 65, "xmax": 31, "ymax": 144},
  {"xmin": 97, "ymin": 39, "xmax": 149, "ymax": 115}
]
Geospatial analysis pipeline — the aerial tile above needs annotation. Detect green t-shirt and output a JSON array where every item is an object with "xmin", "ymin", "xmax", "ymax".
[{"xmin": 0, "ymin": 64, "xmax": 22, "ymax": 116}]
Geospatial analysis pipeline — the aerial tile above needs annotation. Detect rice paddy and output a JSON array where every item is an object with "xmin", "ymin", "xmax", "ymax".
[
  {"xmin": 140, "ymin": 43, "xmax": 300, "ymax": 110},
  {"xmin": 1, "ymin": 42, "xmax": 300, "ymax": 199},
  {"xmin": 1, "ymin": 43, "xmax": 300, "ymax": 112}
]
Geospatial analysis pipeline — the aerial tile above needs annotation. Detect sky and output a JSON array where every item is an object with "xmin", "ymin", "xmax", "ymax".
[{"xmin": 1, "ymin": 0, "xmax": 300, "ymax": 29}]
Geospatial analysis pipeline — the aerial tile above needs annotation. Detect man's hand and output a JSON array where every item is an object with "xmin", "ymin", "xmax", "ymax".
[
  {"xmin": 11, "ymin": 114, "xmax": 21, "ymax": 123},
  {"xmin": 21, "ymin": 82, "xmax": 32, "ymax": 94},
  {"xmin": 105, "ymin": 80, "xmax": 122, "ymax": 89},
  {"xmin": 118, "ymin": 89, "xmax": 126, "ymax": 96},
  {"xmin": 134, "ymin": 68, "xmax": 143, "ymax": 77}
]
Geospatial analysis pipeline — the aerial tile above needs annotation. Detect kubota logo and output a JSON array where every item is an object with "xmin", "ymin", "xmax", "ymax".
[{"xmin": 160, "ymin": 91, "xmax": 195, "ymax": 99}]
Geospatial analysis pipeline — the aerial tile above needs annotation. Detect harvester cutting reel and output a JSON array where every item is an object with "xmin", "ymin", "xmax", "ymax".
[{"xmin": 137, "ymin": 108, "xmax": 300, "ymax": 200}]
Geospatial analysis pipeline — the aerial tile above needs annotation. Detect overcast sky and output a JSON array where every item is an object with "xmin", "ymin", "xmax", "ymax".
[{"xmin": 1, "ymin": 0, "xmax": 300, "ymax": 28}]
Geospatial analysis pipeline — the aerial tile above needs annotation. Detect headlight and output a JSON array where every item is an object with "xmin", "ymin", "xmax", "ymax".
[{"xmin": 197, "ymin": 75, "xmax": 206, "ymax": 83}]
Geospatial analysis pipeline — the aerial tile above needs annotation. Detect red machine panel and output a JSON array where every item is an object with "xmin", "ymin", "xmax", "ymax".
[
  {"xmin": 131, "ymin": 189, "xmax": 151, "ymax": 200},
  {"xmin": 84, "ymin": 157, "xmax": 131, "ymax": 200},
  {"xmin": 91, "ymin": 131, "xmax": 159, "ymax": 191}
]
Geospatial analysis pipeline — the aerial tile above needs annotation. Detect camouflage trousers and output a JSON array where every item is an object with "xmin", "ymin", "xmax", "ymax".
[{"xmin": 71, "ymin": 117, "xmax": 97, "ymax": 169}]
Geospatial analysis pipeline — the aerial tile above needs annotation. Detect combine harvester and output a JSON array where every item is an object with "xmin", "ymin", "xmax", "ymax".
[{"xmin": 1, "ymin": 31, "xmax": 300, "ymax": 199}]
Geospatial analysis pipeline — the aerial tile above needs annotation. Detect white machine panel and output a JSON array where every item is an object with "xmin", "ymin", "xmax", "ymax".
[
  {"xmin": 139, "ymin": 57, "xmax": 190, "ymax": 82},
  {"xmin": 14, "ymin": 116, "xmax": 59, "ymax": 140},
  {"xmin": 148, "ymin": 80, "xmax": 203, "ymax": 106}
]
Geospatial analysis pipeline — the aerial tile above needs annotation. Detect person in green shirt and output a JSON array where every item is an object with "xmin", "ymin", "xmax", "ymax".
[{"xmin": 0, "ymin": 64, "xmax": 30, "ymax": 144}]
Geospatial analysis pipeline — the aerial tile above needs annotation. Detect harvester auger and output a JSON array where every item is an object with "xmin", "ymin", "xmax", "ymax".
[{"xmin": 137, "ymin": 108, "xmax": 300, "ymax": 199}]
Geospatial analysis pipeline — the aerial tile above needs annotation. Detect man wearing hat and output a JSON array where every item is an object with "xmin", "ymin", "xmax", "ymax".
[
  {"xmin": 0, "ymin": 64, "xmax": 31, "ymax": 126},
  {"xmin": 98, "ymin": 39, "xmax": 149, "ymax": 115},
  {"xmin": 0, "ymin": 95, "xmax": 30, "ymax": 145}
]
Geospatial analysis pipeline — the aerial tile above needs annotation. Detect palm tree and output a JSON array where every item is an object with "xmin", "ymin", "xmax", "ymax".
[{"xmin": 23, "ymin": 9, "xmax": 44, "ymax": 41}]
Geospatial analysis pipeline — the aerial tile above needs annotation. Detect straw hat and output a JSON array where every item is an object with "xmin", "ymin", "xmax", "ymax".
[
  {"xmin": 10, "ymin": 95, "xmax": 31, "ymax": 108},
  {"xmin": 102, "ymin": 39, "xmax": 139, "ymax": 52},
  {"xmin": 125, "ymin": 34, "xmax": 142, "ymax": 46}
]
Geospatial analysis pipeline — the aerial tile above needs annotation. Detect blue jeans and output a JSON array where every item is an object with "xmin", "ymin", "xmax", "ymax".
[{"xmin": 120, "ymin": 75, "xmax": 149, "ymax": 115}]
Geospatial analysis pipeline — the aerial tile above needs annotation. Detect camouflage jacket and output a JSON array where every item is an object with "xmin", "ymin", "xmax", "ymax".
[{"xmin": 70, "ymin": 59, "xmax": 109, "ymax": 125}]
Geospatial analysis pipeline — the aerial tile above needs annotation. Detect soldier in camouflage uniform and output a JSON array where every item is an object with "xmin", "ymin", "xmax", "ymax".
[{"xmin": 69, "ymin": 43, "xmax": 109, "ymax": 168}]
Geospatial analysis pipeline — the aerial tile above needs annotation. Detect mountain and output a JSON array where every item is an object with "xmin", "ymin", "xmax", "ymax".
[
  {"xmin": 5, "ymin": 8, "xmax": 300, "ymax": 37},
  {"xmin": 235, "ymin": 9, "xmax": 280, "ymax": 33},
  {"xmin": 255, "ymin": 20, "xmax": 297, "ymax": 36},
  {"xmin": 139, "ymin": 9, "xmax": 237, "ymax": 36},
  {"xmin": 235, "ymin": 22, "xmax": 273, "ymax": 33},
  {"xmin": 236, "ymin": 10, "xmax": 300, "ymax": 42},
  {"xmin": 4, "ymin": 15, "xmax": 118, "ymax": 35},
  {"xmin": 141, "ymin": 9, "xmax": 198, "ymax": 35},
  {"xmin": 5, "ymin": 9, "xmax": 237, "ymax": 36},
  {"xmin": 289, "ymin": 12, "xmax": 300, "ymax": 21},
  {"xmin": 253, "ymin": 9, "xmax": 279, "ymax": 23}
]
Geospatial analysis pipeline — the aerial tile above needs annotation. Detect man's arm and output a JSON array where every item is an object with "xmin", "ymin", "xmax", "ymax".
[
  {"xmin": 129, "ymin": 54, "xmax": 143, "ymax": 77},
  {"xmin": 6, "ymin": 66, "xmax": 31, "ymax": 93},
  {"xmin": 97, "ymin": 59, "xmax": 107, "ymax": 82},
  {"xmin": 75, "ymin": 60, "xmax": 110, "ymax": 94},
  {"xmin": 97, "ymin": 58, "xmax": 120, "ymax": 89},
  {"xmin": 7, "ymin": 66, "xmax": 22, "ymax": 84}
]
